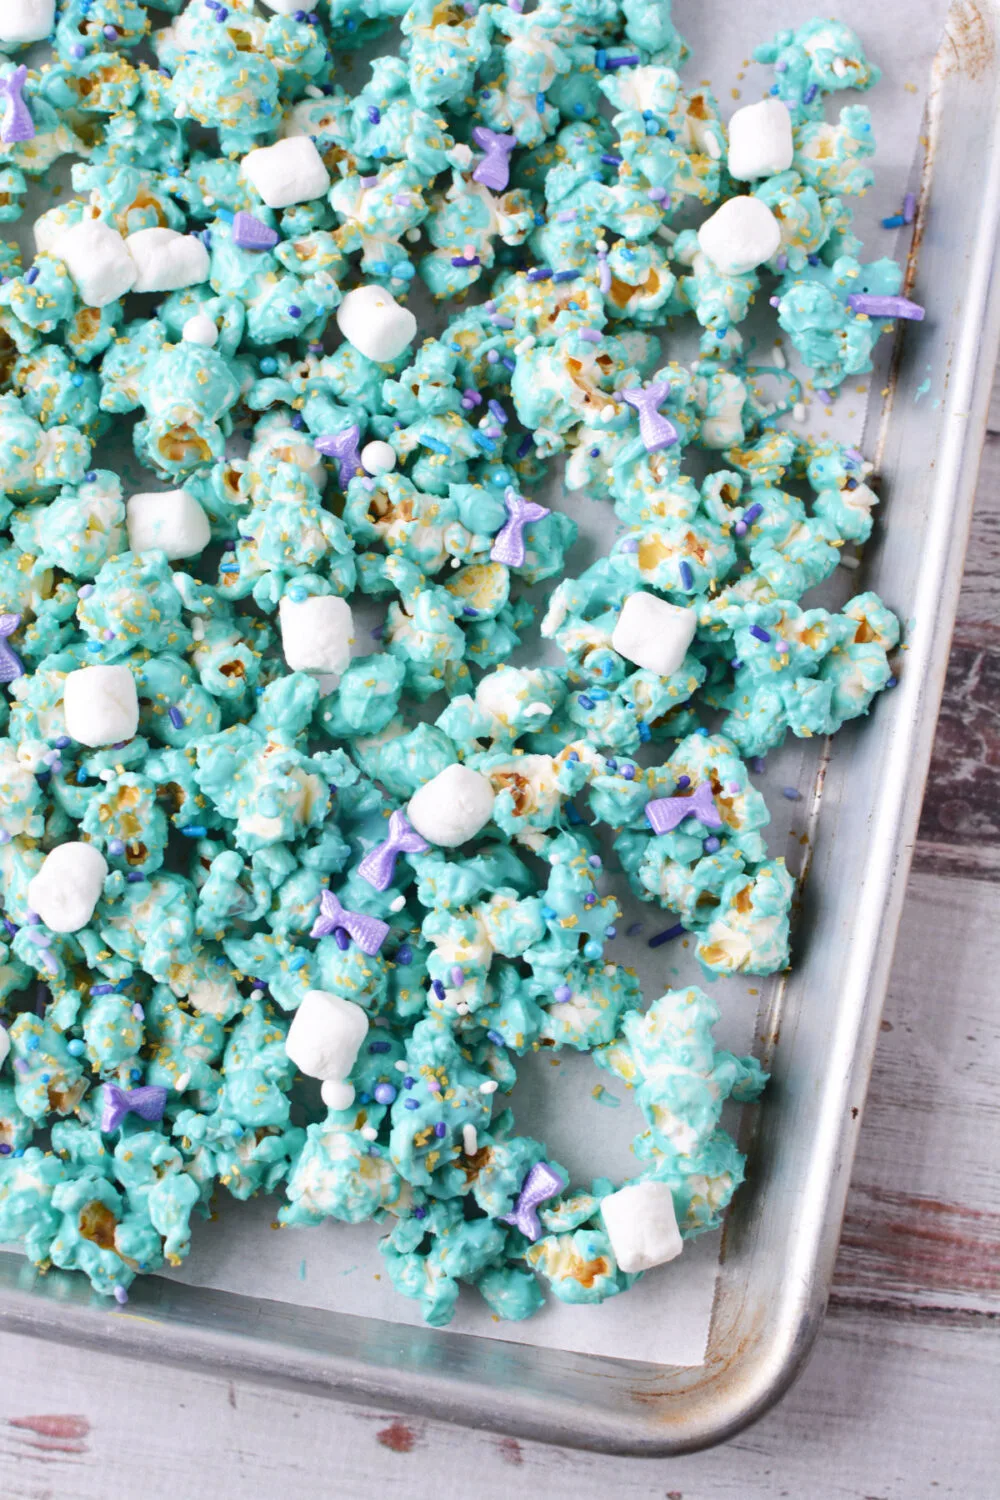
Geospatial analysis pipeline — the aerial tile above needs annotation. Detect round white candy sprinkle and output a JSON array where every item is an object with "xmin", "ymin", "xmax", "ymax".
[
  {"xmin": 27, "ymin": 843, "xmax": 108, "ymax": 934},
  {"xmin": 360, "ymin": 1125, "xmax": 378, "ymax": 1142},
  {"xmin": 361, "ymin": 440, "xmax": 397, "ymax": 475},
  {"xmin": 182, "ymin": 311, "xmax": 219, "ymax": 346},
  {"xmin": 479, "ymin": 1080, "xmax": 498, "ymax": 1095},
  {"xmin": 389, "ymin": 894, "xmax": 406, "ymax": 912}
]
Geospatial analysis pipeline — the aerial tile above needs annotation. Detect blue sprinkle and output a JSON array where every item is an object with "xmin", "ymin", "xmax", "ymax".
[
  {"xmin": 782, "ymin": 786, "xmax": 803, "ymax": 801},
  {"xmin": 648, "ymin": 923, "xmax": 685, "ymax": 948},
  {"xmin": 487, "ymin": 1029, "xmax": 505, "ymax": 1046}
]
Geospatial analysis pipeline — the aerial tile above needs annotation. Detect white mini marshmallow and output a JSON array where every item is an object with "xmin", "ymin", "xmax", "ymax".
[
  {"xmin": 697, "ymin": 195, "xmax": 782, "ymax": 276},
  {"xmin": 241, "ymin": 136, "xmax": 331, "ymax": 209},
  {"xmin": 279, "ymin": 595, "xmax": 354, "ymax": 675},
  {"xmin": 126, "ymin": 227, "xmax": 210, "ymax": 293},
  {"xmin": 63, "ymin": 664, "xmax": 139, "ymax": 747},
  {"xmin": 257, "ymin": 0, "xmax": 301, "ymax": 11},
  {"xmin": 600, "ymin": 1180, "xmax": 683, "ymax": 1274},
  {"xmin": 612, "ymin": 592, "xmax": 697, "ymax": 677},
  {"xmin": 126, "ymin": 488, "xmax": 212, "ymax": 561},
  {"xmin": 361, "ymin": 440, "xmax": 397, "ymax": 475},
  {"xmin": 407, "ymin": 763, "xmax": 495, "ymax": 848},
  {"xmin": 182, "ymin": 310, "xmax": 219, "ymax": 346},
  {"xmin": 336, "ymin": 285, "xmax": 417, "ymax": 364},
  {"xmin": 53, "ymin": 219, "xmax": 137, "ymax": 308},
  {"xmin": 27, "ymin": 843, "xmax": 108, "ymax": 934},
  {"xmin": 0, "ymin": 0, "xmax": 55, "ymax": 45},
  {"xmin": 727, "ymin": 98, "xmax": 794, "ymax": 181},
  {"xmin": 285, "ymin": 990, "xmax": 369, "ymax": 1110}
]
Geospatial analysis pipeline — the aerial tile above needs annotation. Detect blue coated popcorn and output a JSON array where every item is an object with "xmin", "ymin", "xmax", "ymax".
[{"xmin": 0, "ymin": 2, "xmax": 910, "ymax": 1322}]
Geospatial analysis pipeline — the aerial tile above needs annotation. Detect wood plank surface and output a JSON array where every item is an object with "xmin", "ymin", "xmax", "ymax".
[{"xmin": 1, "ymin": 364, "xmax": 998, "ymax": 1500}]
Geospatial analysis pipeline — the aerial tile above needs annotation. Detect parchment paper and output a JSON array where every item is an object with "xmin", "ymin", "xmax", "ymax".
[
  {"xmin": 3, "ymin": 0, "xmax": 950, "ymax": 1368},
  {"xmin": 158, "ymin": 0, "xmax": 951, "ymax": 1366}
]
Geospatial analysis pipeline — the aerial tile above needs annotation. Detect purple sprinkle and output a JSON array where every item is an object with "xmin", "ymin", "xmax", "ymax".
[
  {"xmin": 676, "ymin": 775, "xmax": 691, "ymax": 790},
  {"xmin": 526, "ymin": 267, "xmax": 553, "ymax": 282},
  {"xmin": 0, "ymin": 1144, "xmax": 10, "ymax": 1156},
  {"xmin": 373, "ymin": 1082, "xmax": 397, "ymax": 1105},
  {"xmin": 25, "ymin": 266, "xmax": 39, "ymax": 286},
  {"xmin": 648, "ymin": 923, "xmax": 685, "ymax": 948},
  {"xmin": 103, "ymin": 25, "xmax": 119, "ymax": 40},
  {"xmin": 703, "ymin": 837, "xmax": 722, "ymax": 854},
  {"xmin": 744, "ymin": 503, "xmax": 764, "ymax": 525},
  {"xmin": 749, "ymin": 625, "xmax": 772, "ymax": 643},
  {"xmin": 396, "ymin": 946, "xmax": 412, "ymax": 966},
  {"xmin": 847, "ymin": 293, "xmax": 925, "ymax": 321},
  {"xmin": 553, "ymin": 984, "xmax": 572, "ymax": 1004},
  {"xmin": 600, "ymin": 153, "xmax": 623, "ymax": 166},
  {"xmin": 413, "ymin": 1205, "xmax": 428, "ymax": 1218},
  {"xmin": 803, "ymin": 83, "xmax": 818, "ymax": 104},
  {"xmin": 606, "ymin": 53, "xmax": 639, "ymax": 69},
  {"xmin": 769, "ymin": 296, "xmax": 781, "ymax": 308},
  {"xmin": 433, "ymin": 1122, "xmax": 447, "ymax": 1139},
  {"xmin": 288, "ymin": 305, "xmax": 302, "ymax": 319},
  {"xmin": 126, "ymin": 872, "xmax": 146, "ymax": 883},
  {"xmin": 369, "ymin": 1040, "xmax": 391, "ymax": 1054},
  {"xmin": 450, "ymin": 966, "xmax": 465, "ymax": 988},
  {"xmin": 679, "ymin": 561, "xmax": 694, "ymax": 590},
  {"xmin": 626, "ymin": 922, "xmax": 643, "ymax": 938},
  {"xmin": 168, "ymin": 706, "xmax": 184, "ymax": 730},
  {"xmin": 579, "ymin": 329, "xmax": 602, "ymax": 344},
  {"xmin": 368, "ymin": 106, "xmax": 381, "ymax": 124},
  {"xmin": 903, "ymin": 193, "xmax": 916, "ymax": 224},
  {"xmin": 334, "ymin": 926, "xmax": 350, "ymax": 951},
  {"xmin": 113, "ymin": 1286, "xmax": 128, "ymax": 1306},
  {"xmin": 487, "ymin": 1030, "xmax": 505, "ymax": 1046},
  {"xmin": 782, "ymin": 787, "xmax": 803, "ymax": 801},
  {"xmin": 432, "ymin": 979, "xmax": 446, "ymax": 1001}
]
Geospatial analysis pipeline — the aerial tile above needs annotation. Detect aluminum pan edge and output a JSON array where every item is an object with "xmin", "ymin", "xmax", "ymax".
[{"xmin": 2, "ymin": 0, "xmax": 998, "ymax": 1456}]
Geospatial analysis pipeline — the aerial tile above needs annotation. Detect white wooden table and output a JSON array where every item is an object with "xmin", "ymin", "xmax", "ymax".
[{"xmin": 2, "ymin": 397, "xmax": 998, "ymax": 1500}]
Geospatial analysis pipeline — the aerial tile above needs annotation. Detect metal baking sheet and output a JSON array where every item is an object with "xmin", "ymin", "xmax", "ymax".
[{"xmin": 2, "ymin": 0, "xmax": 999, "ymax": 1454}]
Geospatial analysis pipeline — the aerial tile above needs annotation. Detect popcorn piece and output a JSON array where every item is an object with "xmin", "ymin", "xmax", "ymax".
[
  {"xmin": 63, "ymin": 664, "xmax": 139, "ymax": 747},
  {"xmin": 241, "ymin": 137, "xmax": 331, "ymax": 210},
  {"xmin": 600, "ymin": 1180, "xmax": 683, "ymax": 1273},
  {"xmin": 697, "ymin": 197, "xmax": 782, "ymax": 276},
  {"xmin": 0, "ymin": 0, "xmax": 55, "ymax": 46},
  {"xmin": 279, "ymin": 595, "xmax": 354, "ymax": 675},
  {"xmin": 361, "ymin": 440, "xmax": 397, "ymax": 475},
  {"xmin": 53, "ymin": 220, "xmax": 137, "ymax": 308},
  {"xmin": 126, "ymin": 229, "xmax": 210, "ymax": 294},
  {"xmin": 727, "ymin": 99, "xmax": 794, "ymax": 181},
  {"xmin": 612, "ymin": 593, "xmax": 698, "ymax": 676},
  {"xmin": 126, "ymin": 489, "xmax": 212, "ymax": 562},
  {"xmin": 407, "ymin": 764, "xmax": 495, "ymax": 848},
  {"xmin": 27, "ymin": 843, "xmax": 108, "ymax": 934},
  {"xmin": 336, "ymin": 285, "xmax": 418, "ymax": 364},
  {"xmin": 285, "ymin": 989, "xmax": 369, "ymax": 1111}
]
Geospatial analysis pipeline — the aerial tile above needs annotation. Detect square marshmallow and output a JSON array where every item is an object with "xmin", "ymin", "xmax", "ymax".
[
  {"xmin": 241, "ymin": 136, "xmax": 331, "ymax": 209},
  {"xmin": 53, "ymin": 219, "xmax": 137, "ymax": 308},
  {"xmin": 336, "ymin": 285, "xmax": 417, "ymax": 364},
  {"xmin": 127, "ymin": 228, "xmax": 210, "ymax": 293},
  {"xmin": 27, "ymin": 842, "xmax": 108, "ymax": 934},
  {"xmin": 0, "ymin": 0, "xmax": 55, "ymax": 45},
  {"xmin": 407, "ymin": 763, "xmax": 496, "ymax": 848},
  {"xmin": 126, "ymin": 488, "xmax": 212, "ymax": 561},
  {"xmin": 696, "ymin": 195, "xmax": 782, "ymax": 276},
  {"xmin": 612, "ymin": 592, "xmax": 697, "ymax": 677},
  {"xmin": 600, "ymin": 1180, "xmax": 683, "ymax": 1274},
  {"xmin": 63, "ymin": 664, "xmax": 139, "ymax": 747},
  {"xmin": 279, "ymin": 595, "xmax": 354, "ymax": 675},
  {"xmin": 727, "ymin": 98, "xmax": 795, "ymax": 181}
]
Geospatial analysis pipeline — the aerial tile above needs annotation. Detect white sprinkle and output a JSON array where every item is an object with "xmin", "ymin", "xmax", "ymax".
[
  {"xmin": 405, "ymin": 227, "xmax": 422, "ymax": 242},
  {"xmin": 173, "ymin": 102, "xmax": 188, "ymax": 120},
  {"xmin": 250, "ymin": 988, "xmax": 264, "ymax": 1001},
  {"xmin": 394, "ymin": 1058, "xmax": 408, "ymax": 1072},
  {"xmin": 360, "ymin": 1124, "xmax": 378, "ymax": 1142},
  {"xmin": 601, "ymin": 404, "xmax": 616, "ymax": 421},
  {"xmin": 771, "ymin": 342, "xmax": 786, "ymax": 369},
  {"xmin": 99, "ymin": 769, "xmax": 114, "ymax": 782},
  {"xmin": 305, "ymin": 85, "xmax": 324, "ymax": 99},
  {"xmin": 793, "ymin": 402, "xmax": 807, "ymax": 422},
  {"xmin": 174, "ymin": 1071, "xmax": 191, "ymax": 1093},
  {"xmin": 389, "ymin": 894, "xmax": 406, "ymax": 912},
  {"xmin": 452, "ymin": 144, "xmax": 473, "ymax": 168},
  {"xmin": 191, "ymin": 618, "xmax": 205, "ymax": 641},
  {"xmin": 838, "ymin": 552, "xmax": 861, "ymax": 570},
  {"xmin": 596, "ymin": 238, "xmax": 608, "ymax": 252},
  {"xmin": 832, "ymin": 56, "xmax": 848, "ymax": 77},
  {"xmin": 523, "ymin": 703, "xmax": 551, "ymax": 717},
  {"xmin": 656, "ymin": 225, "xmax": 678, "ymax": 243},
  {"xmin": 603, "ymin": 963, "xmax": 616, "ymax": 976},
  {"xmin": 706, "ymin": 133, "xmax": 722, "ymax": 160},
  {"xmin": 450, "ymin": 557, "xmax": 461, "ymax": 569},
  {"xmin": 480, "ymin": 1080, "xmax": 498, "ymax": 1094},
  {"xmin": 463, "ymin": 1124, "xmax": 478, "ymax": 1156},
  {"xmin": 513, "ymin": 335, "xmax": 536, "ymax": 356},
  {"xmin": 455, "ymin": 1000, "xmax": 470, "ymax": 1015}
]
